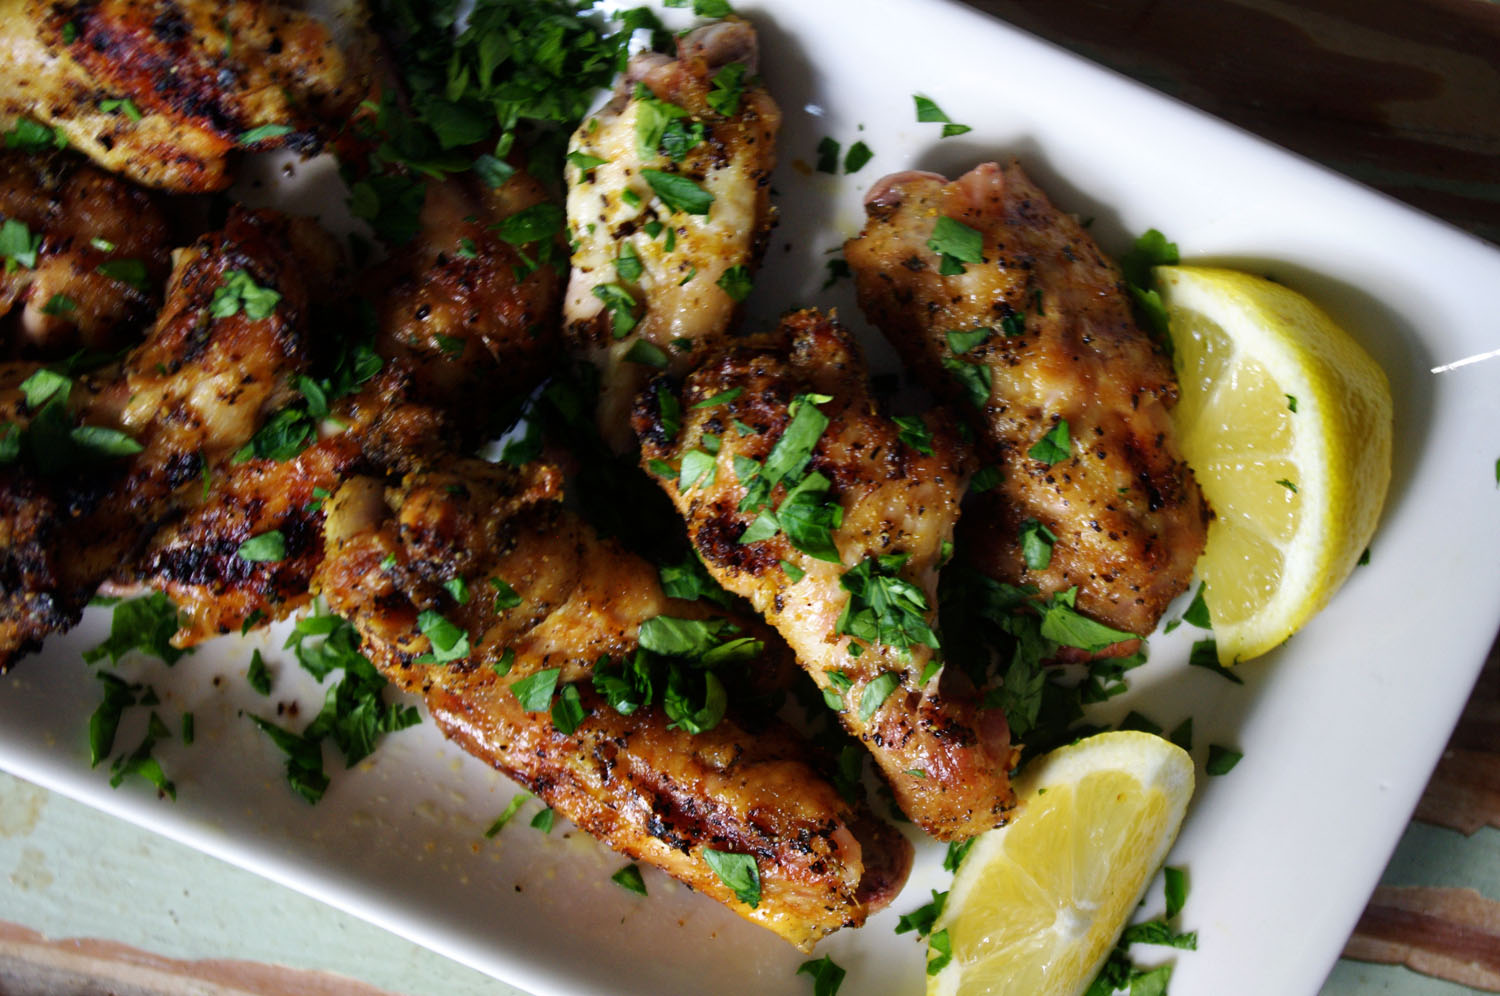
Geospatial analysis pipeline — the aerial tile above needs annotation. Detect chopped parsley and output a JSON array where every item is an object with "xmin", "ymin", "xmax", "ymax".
[
  {"xmin": 816, "ymin": 136, "xmax": 840, "ymax": 174},
  {"xmin": 642, "ymin": 169, "xmax": 714, "ymax": 215},
  {"xmin": 895, "ymin": 888, "xmax": 947, "ymax": 937},
  {"xmin": 913, "ymin": 94, "xmax": 971, "ymax": 137},
  {"xmin": 702, "ymin": 848, "xmax": 760, "ymax": 908},
  {"xmin": 1018, "ymin": 519, "xmax": 1057, "ymax": 570},
  {"xmin": 615, "ymin": 242, "xmax": 643, "ymax": 282},
  {"xmin": 796, "ymin": 955, "xmax": 847, "ymax": 996},
  {"xmin": 1028, "ymin": 419, "xmax": 1071, "ymax": 465},
  {"xmin": 624, "ymin": 339, "xmax": 669, "ymax": 369},
  {"xmin": 1119, "ymin": 228, "xmax": 1180, "ymax": 343},
  {"xmin": 1275, "ymin": 478, "xmax": 1299, "ymax": 493},
  {"xmin": 247, "ymin": 649, "xmax": 272, "ymax": 695},
  {"xmin": 253, "ymin": 607, "xmax": 421, "ymax": 803},
  {"xmin": 822, "ymin": 257, "xmax": 851, "ymax": 289},
  {"xmin": 844, "ymin": 141, "xmax": 873, "ymax": 174},
  {"xmin": 592, "ymin": 283, "xmax": 638, "ymax": 338},
  {"xmin": 971, "ymin": 465, "xmax": 1002, "ymax": 493},
  {"xmin": 415, "ymin": 610, "xmax": 470, "ymax": 664},
  {"xmin": 88, "ymin": 672, "xmax": 138, "ymax": 767},
  {"xmin": 927, "ymin": 216, "xmax": 984, "ymax": 274},
  {"xmin": 946, "ymin": 327, "xmax": 990, "ymax": 354},
  {"xmin": 1187, "ymin": 639, "xmax": 1243, "ymax": 684},
  {"xmin": 109, "ymin": 712, "xmax": 175, "ymax": 799},
  {"xmin": 512, "ymin": 667, "xmax": 561, "ymax": 711},
  {"xmin": 484, "ymin": 792, "xmax": 532, "ymax": 837},
  {"xmin": 236, "ymin": 530, "xmax": 286, "ymax": 563},
  {"xmin": 98, "ymin": 97, "xmax": 143, "ymax": 122},
  {"xmin": 837, "ymin": 553, "xmax": 939, "ymax": 655},
  {"xmin": 41, "ymin": 293, "xmax": 77, "ymax": 316},
  {"xmin": 892, "ymin": 415, "xmax": 933, "ymax": 455},
  {"xmin": 84, "ymin": 592, "xmax": 188, "ymax": 667},
  {"xmin": 94, "ymin": 258, "xmax": 149, "ymax": 291},
  {"xmin": 3, "ymin": 118, "xmax": 66, "ymax": 152},
  {"xmin": 941, "ymin": 355, "xmax": 992, "ymax": 408},
  {"xmin": 858, "ymin": 671, "xmax": 901, "ymax": 720},
  {"xmin": 706, "ymin": 62, "xmax": 746, "ymax": 117},
  {"xmin": 611, "ymin": 863, "xmax": 648, "ymax": 896},
  {"xmin": 237, "ymin": 123, "xmax": 294, "ymax": 145},
  {"xmin": 926, "ymin": 928, "xmax": 953, "ymax": 975},
  {"xmin": 1206, "ymin": 744, "xmax": 1242, "ymax": 775},
  {"xmin": 717, "ymin": 264, "xmax": 753, "ymax": 301},
  {"xmin": 0, "ymin": 219, "xmax": 41, "ymax": 271},
  {"xmin": 489, "ymin": 577, "xmax": 522, "ymax": 611}
]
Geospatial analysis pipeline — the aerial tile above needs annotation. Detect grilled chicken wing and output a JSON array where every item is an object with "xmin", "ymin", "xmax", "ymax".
[
  {"xmin": 0, "ymin": 0, "xmax": 374, "ymax": 192},
  {"xmin": 367, "ymin": 169, "xmax": 563, "ymax": 441},
  {"xmin": 564, "ymin": 19, "xmax": 779, "ymax": 449},
  {"xmin": 0, "ymin": 207, "xmax": 335, "ymax": 668},
  {"xmin": 845, "ymin": 162, "xmax": 1207, "ymax": 635},
  {"xmin": 315, "ymin": 456, "xmax": 911, "ymax": 950},
  {"xmin": 633, "ymin": 309, "xmax": 1016, "ymax": 840},
  {"xmin": 135, "ymin": 163, "xmax": 565, "ymax": 645},
  {"xmin": 0, "ymin": 151, "xmax": 171, "ymax": 355}
]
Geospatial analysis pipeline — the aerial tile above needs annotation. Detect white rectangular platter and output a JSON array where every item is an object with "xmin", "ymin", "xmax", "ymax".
[{"xmin": 2, "ymin": 1, "xmax": 1499, "ymax": 994}]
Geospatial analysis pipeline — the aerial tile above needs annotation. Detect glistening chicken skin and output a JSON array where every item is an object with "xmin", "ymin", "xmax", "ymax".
[
  {"xmin": 314, "ymin": 456, "xmax": 912, "ymax": 950},
  {"xmin": 0, "ymin": 151, "xmax": 172, "ymax": 356},
  {"xmin": 845, "ymin": 162, "xmax": 1207, "ymax": 636},
  {"xmin": 0, "ymin": 207, "xmax": 338, "ymax": 670},
  {"xmin": 0, "ymin": 0, "xmax": 374, "ymax": 192},
  {"xmin": 133, "ymin": 166, "xmax": 565, "ymax": 644},
  {"xmin": 564, "ymin": 19, "xmax": 779, "ymax": 450},
  {"xmin": 634, "ymin": 309, "xmax": 1017, "ymax": 840}
]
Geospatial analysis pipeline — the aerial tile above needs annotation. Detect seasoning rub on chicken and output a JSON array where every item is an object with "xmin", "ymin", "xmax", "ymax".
[
  {"xmin": 563, "ymin": 18, "xmax": 779, "ymax": 449},
  {"xmin": 0, "ymin": 150, "xmax": 172, "ymax": 356},
  {"xmin": 0, "ymin": 207, "xmax": 338, "ymax": 669},
  {"xmin": 634, "ymin": 309, "xmax": 1017, "ymax": 841},
  {"xmin": 846, "ymin": 161, "xmax": 1207, "ymax": 636},
  {"xmin": 315, "ymin": 455, "xmax": 911, "ymax": 950},
  {"xmin": 0, "ymin": 0, "xmax": 375, "ymax": 192}
]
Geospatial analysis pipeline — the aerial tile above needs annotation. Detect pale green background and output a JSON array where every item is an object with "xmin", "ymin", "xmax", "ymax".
[{"xmin": 1, "ymin": 769, "xmax": 1492, "ymax": 995}]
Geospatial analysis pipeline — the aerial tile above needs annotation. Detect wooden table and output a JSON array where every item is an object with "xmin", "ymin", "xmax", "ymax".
[{"xmin": 2, "ymin": 2, "xmax": 1498, "ymax": 994}]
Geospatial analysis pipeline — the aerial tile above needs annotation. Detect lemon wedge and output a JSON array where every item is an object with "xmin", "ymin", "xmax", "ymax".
[
  {"xmin": 927, "ymin": 731, "xmax": 1194, "ymax": 996},
  {"xmin": 1156, "ymin": 265, "xmax": 1392, "ymax": 665}
]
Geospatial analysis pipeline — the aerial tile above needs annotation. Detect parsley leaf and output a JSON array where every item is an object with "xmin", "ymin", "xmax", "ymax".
[
  {"xmin": 702, "ymin": 848, "xmax": 760, "ymax": 907},
  {"xmin": 706, "ymin": 62, "xmax": 746, "ymax": 117},
  {"xmin": 893, "ymin": 415, "xmax": 934, "ymax": 455},
  {"xmin": 0, "ymin": 219, "xmax": 41, "ymax": 270},
  {"xmin": 858, "ymin": 671, "xmax": 900, "ymax": 720},
  {"xmin": 84, "ymin": 592, "xmax": 188, "ymax": 667},
  {"xmin": 1019, "ymin": 518, "xmax": 1057, "ymax": 570},
  {"xmin": 236, "ymin": 530, "xmax": 286, "ymax": 563},
  {"xmin": 88, "ymin": 672, "xmax": 137, "ymax": 767},
  {"xmin": 927, "ymin": 216, "xmax": 984, "ymax": 273},
  {"xmin": 415, "ymin": 610, "xmax": 471, "ymax": 664},
  {"xmin": 912, "ymin": 94, "xmax": 971, "ymax": 137},
  {"xmin": 797, "ymin": 955, "xmax": 846, "ymax": 996},
  {"xmin": 941, "ymin": 355, "xmax": 992, "ymax": 408},
  {"xmin": 642, "ymin": 169, "xmax": 714, "ymax": 215},
  {"xmin": 611, "ymin": 863, "xmax": 648, "ymax": 896},
  {"xmin": 816, "ymin": 136, "xmax": 840, "ymax": 174},
  {"xmin": 238, "ymin": 123, "xmax": 294, "ymax": 145},
  {"xmin": 946, "ymin": 327, "xmax": 991, "ymax": 354},
  {"xmin": 838, "ymin": 554, "xmax": 939, "ymax": 653},
  {"xmin": 895, "ymin": 889, "xmax": 948, "ymax": 937},
  {"xmin": 1206, "ymin": 744, "xmax": 1242, "ymax": 775},
  {"xmin": 1028, "ymin": 419, "xmax": 1071, "ymax": 464},
  {"xmin": 717, "ymin": 264, "xmax": 752, "ymax": 302},
  {"xmin": 844, "ymin": 141, "xmax": 873, "ymax": 174},
  {"xmin": 512, "ymin": 667, "xmax": 561, "ymax": 711}
]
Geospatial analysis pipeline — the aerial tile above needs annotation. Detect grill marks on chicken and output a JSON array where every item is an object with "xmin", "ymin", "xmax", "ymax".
[
  {"xmin": 367, "ymin": 170, "xmax": 562, "ymax": 443},
  {"xmin": 845, "ymin": 162, "xmax": 1207, "ymax": 635},
  {"xmin": 0, "ymin": 0, "xmax": 374, "ymax": 192},
  {"xmin": 0, "ymin": 152, "xmax": 171, "ymax": 356},
  {"xmin": 564, "ymin": 19, "xmax": 779, "ymax": 449},
  {"xmin": 132, "ymin": 165, "xmax": 566, "ymax": 646},
  {"xmin": 0, "ymin": 208, "xmax": 335, "ymax": 669},
  {"xmin": 634, "ymin": 310, "xmax": 1016, "ymax": 840},
  {"xmin": 314, "ymin": 456, "xmax": 911, "ymax": 950}
]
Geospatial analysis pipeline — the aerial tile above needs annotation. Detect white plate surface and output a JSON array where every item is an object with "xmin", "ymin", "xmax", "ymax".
[{"xmin": 3, "ymin": 2, "xmax": 1499, "ymax": 995}]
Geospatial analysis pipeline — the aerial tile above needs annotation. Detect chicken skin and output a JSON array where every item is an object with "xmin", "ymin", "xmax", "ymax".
[
  {"xmin": 0, "ymin": 151, "xmax": 172, "ymax": 356},
  {"xmin": 845, "ymin": 162, "xmax": 1207, "ymax": 635},
  {"xmin": 633, "ymin": 309, "xmax": 1017, "ymax": 840},
  {"xmin": 366, "ymin": 169, "xmax": 563, "ymax": 442},
  {"xmin": 0, "ymin": 207, "xmax": 337, "ymax": 669},
  {"xmin": 134, "ymin": 163, "xmax": 565, "ymax": 644},
  {"xmin": 314, "ymin": 456, "xmax": 912, "ymax": 950},
  {"xmin": 0, "ymin": 0, "xmax": 374, "ymax": 192},
  {"xmin": 564, "ymin": 19, "xmax": 779, "ymax": 449}
]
